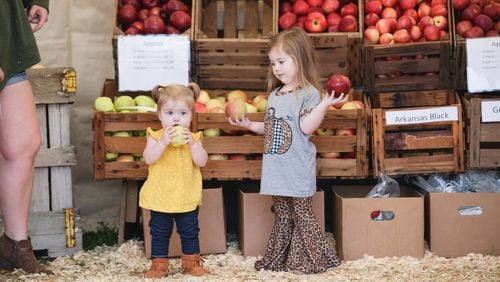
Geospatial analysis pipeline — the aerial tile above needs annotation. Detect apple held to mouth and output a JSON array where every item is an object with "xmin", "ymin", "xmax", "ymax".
[{"xmin": 170, "ymin": 125, "xmax": 185, "ymax": 147}]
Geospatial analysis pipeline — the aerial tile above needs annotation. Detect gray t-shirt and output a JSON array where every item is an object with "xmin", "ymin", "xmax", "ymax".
[{"xmin": 260, "ymin": 86, "xmax": 321, "ymax": 198}]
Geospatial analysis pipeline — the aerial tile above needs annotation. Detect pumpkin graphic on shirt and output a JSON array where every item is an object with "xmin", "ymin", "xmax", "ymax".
[{"xmin": 263, "ymin": 107, "xmax": 293, "ymax": 155}]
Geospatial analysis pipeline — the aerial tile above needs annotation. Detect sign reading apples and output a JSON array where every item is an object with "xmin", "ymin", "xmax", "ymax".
[{"xmin": 278, "ymin": 0, "xmax": 359, "ymax": 33}]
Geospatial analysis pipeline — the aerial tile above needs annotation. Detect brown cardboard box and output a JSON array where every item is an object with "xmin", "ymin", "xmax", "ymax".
[
  {"xmin": 238, "ymin": 188, "xmax": 325, "ymax": 257},
  {"xmin": 421, "ymin": 190, "xmax": 500, "ymax": 257},
  {"xmin": 333, "ymin": 185, "xmax": 424, "ymax": 260},
  {"xmin": 143, "ymin": 187, "xmax": 227, "ymax": 258}
]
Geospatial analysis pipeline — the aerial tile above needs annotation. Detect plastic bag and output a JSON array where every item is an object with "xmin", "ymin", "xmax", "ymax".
[{"xmin": 366, "ymin": 174, "xmax": 400, "ymax": 198}]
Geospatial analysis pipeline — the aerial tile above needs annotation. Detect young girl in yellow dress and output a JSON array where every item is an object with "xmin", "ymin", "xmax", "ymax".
[{"xmin": 140, "ymin": 83, "xmax": 209, "ymax": 278}]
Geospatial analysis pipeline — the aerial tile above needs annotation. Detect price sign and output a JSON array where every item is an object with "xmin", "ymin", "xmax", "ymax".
[
  {"xmin": 385, "ymin": 106, "xmax": 458, "ymax": 126},
  {"xmin": 481, "ymin": 101, "xmax": 500, "ymax": 123},
  {"xmin": 466, "ymin": 37, "xmax": 500, "ymax": 93},
  {"xmin": 117, "ymin": 35, "xmax": 190, "ymax": 91}
]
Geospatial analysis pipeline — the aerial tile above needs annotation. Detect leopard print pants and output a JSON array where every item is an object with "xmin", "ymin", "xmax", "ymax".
[{"xmin": 254, "ymin": 196, "xmax": 341, "ymax": 274}]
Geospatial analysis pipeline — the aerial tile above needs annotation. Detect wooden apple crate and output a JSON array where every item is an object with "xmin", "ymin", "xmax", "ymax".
[
  {"xmin": 274, "ymin": 0, "xmax": 363, "ymax": 88},
  {"xmin": 194, "ymin": 0, "xmax": 275, "ymax": 90},
  {"xmin": 372, "ymin": 91, "xmax": 464, "ymax": 176},
  {"xmin": 195, "ymin": 89, "xmax": 369, "ymax": 179},
  {"xmin": 0, "ymin": 68, "xmax": 81, "ymax": 257},
  {"xmin": 93, "ymin": 80, "xmax": 161, "ymax": 180},
  {"xmin": 462, "ymin": 94, "xmax": 500, "ymax": 169}
]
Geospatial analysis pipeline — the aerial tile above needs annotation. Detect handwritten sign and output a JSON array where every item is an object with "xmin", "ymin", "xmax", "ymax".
[
  {"xmin": 385, "ymin": 106, "xmax": 458, "ymax": 126},
  {"xmin": 481, "ymin": 100, "xmax": 500, "ymax": 122},
  {"xmin": 466, "ymin": 37, "xmax": 500, "ymax": 93},
  {"xmin": 117, "ymin": 35, "xmax": 190, "ymax": 91}
]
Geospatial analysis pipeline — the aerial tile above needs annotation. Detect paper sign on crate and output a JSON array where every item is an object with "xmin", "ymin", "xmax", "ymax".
[
  {"xmin": 385, "ymin": 106, "xmax": 458, "ymax": 126},
  {"xmin": 481, "ymin": 101, "xmax": 500, "ymax": 123},
  {"xmin": 117, "ymin": 35, "xmax": 190, "ymax": 91},
  {"xmin": 466, "ymin": 37, "xmax": 500, "ymax": 93}
]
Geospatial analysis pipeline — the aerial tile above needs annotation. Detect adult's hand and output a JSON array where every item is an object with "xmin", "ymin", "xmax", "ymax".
[{"xmin": 28, "ymin": 5, "xmax": 49, "ymax": 32}]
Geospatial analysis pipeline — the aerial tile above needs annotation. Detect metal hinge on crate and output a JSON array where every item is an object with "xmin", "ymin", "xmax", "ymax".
[
  {"xmin": 64, "ymin": 208, "xmax": 76, "ymax": 248},
  {"xmin": 62, "ymin": 68, "xmax": 77, "ymax": 94}
]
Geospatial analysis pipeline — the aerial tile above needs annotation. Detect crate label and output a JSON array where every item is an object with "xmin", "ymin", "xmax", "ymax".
[
  {"xmin": 385, "ymin": 106, "xmax": 458, "ymax": 125},
  {"xmin": 117, "ymin": 35, "xmax": 190, "ymax": 91},
  {"xmin": 481, "ymin": 101, "xmax": 500, "ymax": 122},
  {"xmin": 466, "ymin": 37, "xmax": 500, "ymax": 93}
]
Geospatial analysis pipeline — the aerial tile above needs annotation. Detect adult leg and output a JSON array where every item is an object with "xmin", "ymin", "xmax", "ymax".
[
  {"xmin": 176, "ymin": 209, "xmax": 209, "ymax": 276},
  {"xmin": 0, "ymin": 79, "xmax": 51, "ymax": 274},
  {"xmin": 254, "ymin": 196, "xmax": 293, "ymax": 271},
  {"xmin": 144, "ymin": 210, "xmax": 174, "ymax": 278},
  {"xmin": 286, "ymin": 196, "xmax": 341, "ymax": 274}
]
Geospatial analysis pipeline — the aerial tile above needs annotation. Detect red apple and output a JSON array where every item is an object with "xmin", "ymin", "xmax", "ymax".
[
  {"xmin": 164, "ymin": 24, "xmax": 181, "ymax": 34},
  {"xmin": 142, "ymin": 0, "xmax": 159, "ymax": 9},
  {"xmin": 456, "ymin": 20, "xmax": 473, "ymax": 36},
  {"xmin": 195, "ymin": 102, "xmax": 207, "ymax": 113},
  {"xmin": 431, "ymin": 0, "xmax": 447, "ymax": 6},
  {"xmin": 418, "ymin": 16, "xmax": 435, "ymax": 31},
  {"xmin": 121, "ymin": 0, "xmax": 141, "ymax": 10},
  {"xmin": 396, "ymin": 15, "xmax": 414, "ymax": 31},
  {"xmin": 462, "ymin": 4, "xmax": 482, "ymax": 21},
  {"xmin": 170, "ymin": 10, "xmax": 191, "ymax": 31},
  {"xmin": 366, "ymin": 0, "xmax": 383, "ymax": 15},
  {"xmin": 433, "ymin": 15, "xmax": 448, "ymax": 31},
  {"xmin": 228, "ymin": 154, "xmax": 247, "ymax": 161},
  {"xmin": 430, "ymin": 4, "xmax": 447, "ymax": 17},
  {"xmin": 225, "ymin": 100, "xmax": 247, "ymax": 120},
  {"xmin": 339, "ymin": 15, "xmax": 358, "ymax": 31},
  {"xmin": 335, "ymin": 128, "xmax": 356, "ymax": 135},
  {"xmin": 293, "ymin": 0, "xmax": 311, "ymax": 16},
  {"xmin": 305, "ymin": 12, "xmax": 328, "ymax": 32},
  {"xmin": 162, "ymin": 0, "xmax": 189, "ymax": 15},
  {"xmin": 326, "ymin": 74, "xmax": 351, "ymax": 97},
  {"xmin": 376, "ymin": 18, "xmax": 392, "ymax": 33},
  {"xmin": 144, "ymin": 15, "xmax": 165, "ymax": 34},
  {"xmin": 130, "ymin": 21, "xmax": 144, "ymax": 32},
  {"xmin": 403, "ymin": 9, "xmax": 419, "ymax": 22},
  {"xmin": 365, "ymin": 13, "xmax": 380, "ymax": 26},
  {"xmin": 149, "ymin": 6, "xmax": 162, "ymax": 17},
  {"xmin": 486, "ymin": 30, "xmax": 499, "ymax": 37},
  {"xmin": 463, "ymin": 25, "xmax": 485, "ymax": 37},
  {"xmin": 418, "ymin": 2, "xmax": 431, "ymax": 18},
  {"xmin": 138, "ymin": 9, "xmax": 149, "ymax": 21},
  {"xmin": 453, "ymin": 0, "xmax": 470, "ymax": 10},
  {"xmin": 296, "ymin": 16, "xmax": 307, "ymax": 29},
  {"xmin": 279, "ymin": 12, "xmax": 297, "ymax": 30},
  {"xmin": 381, "ymin": 0, "xmax": 397, "ymax": 8},
  {"xmin": 482, "ymin": 3, "xmax": 500, "ymax": 21},
  {"xmin": 394, "ymin": 29, "xmax": 411, "ymax": 43},
  {"xmin": 381, "ymin": 7, "xmax": 398, "ymax": 18},
  {"xmin": 307, "ymin": 0, "xmax": 324, "ymax": 7},
  {"xmin": 387, "ymin": 17, "xmax": 398, "ymax": 31},
  {"xmin": 119, "ymin": 4, "xmax": 138, "ymax": 27},
  {"xmin": 364, "ymin": 26, "xmax": 381, "ymax": 43},
  {"xmin": 327, "ymin": 12, "xmax": 342, "ymax": 26},
  {"xmin": 310, "ymin": 6, "xmax": 326, "ymax": 14},
  {"xmin": 379, "ymin": 32, "xmax": 394, "ymax": 44},
  {"xmin": 424, "ymin": 25, "xmax": 441, "ymax": 41},
  {"xmin": 125, "ymin": 26, "xmax": 140, "ymax": 35},
  {"xmin": 410, "ymin": 25, "xmax": 422, "ymax": 40},
  {"xmin": 400, "ymin": 0, "xmax": 417, "ymax": 11},
  {"xmin": 496, "ymin": 21, "xmax": 500, "ymax": 32},
  {"xmin": 340, "ymin": 3, "xmax": 358, "ymax": 17},
  {"xmin": 471, "ymin": 0, "xmax": 487, "ymax": 7},
  {"xmin": 395, "ymin": 5, "xmax": 402, "ymax": 17},
  {"xmin": 474, "ymin": 14, "xmax": 494, "ymax": 32},
  {"xmin": 320, "ymin": 152, "xmax": 341, "ymax": 159},
  {"xmin": 322, "ymin": 0, "xmax": 340, "ymax": 13},
  {"xmin": 280, "ymin": 1, "xmax": 293, "ymax": 15}
]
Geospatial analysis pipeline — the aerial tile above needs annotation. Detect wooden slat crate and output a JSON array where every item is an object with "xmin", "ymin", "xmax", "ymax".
[
  {"xmin": 362, "ymin": 0, "xmax": 453, "ymax": 93},
  {"xmin": 194, "ymin": 89, "xmax": 369, "ymax": 179},
  {"xmin": 370, "ymin": 89, "xmax": 458, "ymax": 109},
  {"xmin": 93, "ymin": 80, "xmax": 160, "ymax": 180},
  {"xmin": 273, "ymin": 0, "xmax": 363, "ymax": 87},
  {"xmin": 462, "ymin": 94, "xmax": 500, "ymax": 169},
  {"xmin": 0, "ymin": 67, "xmax": 81, "ymax": 256},
  {"xmin": 372, "ymin": 93, "xmax": 464, "ymax": 176},
  {"xmin": 194, "ymin": 0, "xmax": 275, "ymax": 90}
]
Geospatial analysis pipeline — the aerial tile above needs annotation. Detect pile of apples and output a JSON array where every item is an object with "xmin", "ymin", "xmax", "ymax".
[
  {"xmin": 453, "ymin": 0, "xmax": 499, "ymax": 38},
  {"xmin": 278, "ymin": 0, "xmax": 359, "ymax": 33},
  {"xmin": 118, "ymin": 0, "xmax": 192, "ymax": 35},
  {"xmin": 94, "ymin": 94, "xmax": 157, "ymax": 112},
  {"xmin": 363, "ymin": 0, "xmax": 450, "ymax": 44},
  {"xmin": 104, "ymin": 131, "xmax": 146, "ymax": 162}
]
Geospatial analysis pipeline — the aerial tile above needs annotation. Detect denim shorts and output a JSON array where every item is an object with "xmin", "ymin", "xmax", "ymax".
[{"xmin": 5, "ymin": 71, "xmax": 28, "ymax": 87}]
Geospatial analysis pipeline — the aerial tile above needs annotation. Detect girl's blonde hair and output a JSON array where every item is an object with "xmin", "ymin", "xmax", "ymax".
[
  {"xmin": 266, "ymin": 27, "xmax": 322, "ymax": 94},
  {"xmin": 151, "ymin": 82, "xmax": 200, "ymax": 112}
]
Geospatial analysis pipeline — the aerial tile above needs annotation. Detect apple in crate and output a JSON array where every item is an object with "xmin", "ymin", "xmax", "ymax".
[
  {"xmin": 279, "ymin": 12, "xmax": 297, "ymax": 30},
  {"xmin": 114, "ymin": 95, "xmax": 135, "ymax": 112},
  {"xmin": 208, "ymin": 154, "xmax": 228, "ymax": 160},
  {"xmin": 116, "ymin": 154, "xmax": 135, "ymax": 162},
  {"xmin": 94, "ymin": 97, "xmax": 115, "ymax": 112},
  {"xmin": 245, "ymin": 102, "xmax": 258, "ymax": 113},
  {"xmin": 196, "ymin": 90, "xmax": 210, "ymax": 105},
  {"xmin": 340, "ymin": 101, "xmax": 365, "ymax": 110},
  {"xmin": 336, "ymin": 128, "xmax": 356, "ymax": 136},
  {"xmin": 203, "ymin": 128, "xmax": 221, "ymax": 137},
  {"xmin": 105, "ymin": 152, "xmax": 119, "ymax": 162},
  {"xmin": 305, "ymin": 12, "xmax": 328, "ymax": 32},
  {"xmin": 134, "ymin": 95, "xmax": 157, "ymax": 111},
  {"xmin": 206, "ymin": 98, "xmax": 225, "ymax": 112},
  {"xmin": 320, "ymin": 152, "xmax": 341, "ymax": 159},
  {"xmin": 113, "ymin": 131, "xmax": 132, "ymax": 137},
  {"xmin": 226, "ymin": 90, "xmax": 248, "ymax": 102},
  {"xmin": 225, "ymin": 99, "xmax": 247, "ymax": 121},
  {"xmin": 252, "ymin": 94, "xmax": 268, "ymax": 112},
  {"xmin": 195, "ymin": 102, "xmax": 207, "ymax": 113},
  {"xmin": 315, "ymin": 128, "xmax": 335, "ymax": 136},
  {"xmin": 326, "ymin": 74, "xmax": 351, "ymax": 97}
]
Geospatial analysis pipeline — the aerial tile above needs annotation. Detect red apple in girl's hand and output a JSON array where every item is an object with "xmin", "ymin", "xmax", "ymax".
[{"xmin": 326, "ymin": 74, "xmax": 351, "ymax": 97}]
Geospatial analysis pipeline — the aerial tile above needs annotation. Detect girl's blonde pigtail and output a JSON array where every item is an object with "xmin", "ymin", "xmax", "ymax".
[
  {"xmin": 187, "ymin": 82, "xmax": 200, "ymax": 100},
  {"xmin": 151, "ymin": 85, "xmax": 164, "ymax": 102}
]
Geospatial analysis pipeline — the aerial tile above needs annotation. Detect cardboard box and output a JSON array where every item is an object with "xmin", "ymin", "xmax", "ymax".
[
  {"xmin": 333, "ymin": 185, "xmax": 424, "ymax": 260},
  {"xmin": 143, "ymin": 187, "xmax": 226, "ymax": 258},
  {"xmin": 238, "ymin": 188, "xmax": 325, "ymax": 257},
  {"xmin": 420, "ymin": 189, "xmax": 500, "ymax": 257}
]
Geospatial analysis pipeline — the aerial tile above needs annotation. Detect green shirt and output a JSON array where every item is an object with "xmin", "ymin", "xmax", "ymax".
[{"xmin": 0, "ymin": 0, "xmax": 49, "ymax": 91}]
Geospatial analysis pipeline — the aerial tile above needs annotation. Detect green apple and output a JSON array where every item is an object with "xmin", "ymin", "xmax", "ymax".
[
  {"xmin": 112, "ymin": 131, "xmax": 131, "ymax": 137},
  {"xmin": 134, "ymin": 95, "xmax": 157, "ymax": 111},
  {"xmin": 196, "ymin": 90, "xmax": 211, "ymax": 105},
  {"xmin": 170, "ymin": 125, "xmax": 185, "ymax": 147},
  {"xmin": 206, "ymin": 98, "xmax": 225, "ymax": 112},
  {"xmin": 116, "ymin": 154, "xmax": 135, "ymax": 162},
  {"xmin": 105, "ymin": 152, "xmax": 118, "ymax": 162},
  {"xmin": 114, "ymin": 95, "xmax": 135, "ymax": 112},
  {"xmin": 252, "ymin": 94, "xmax": 268, "ymax": 112},
  {"xmin": 245, "ymin": 102, "xmax": 258, "ymax": 113},
  {"xmin": 215, "ymin": 95, "xmax": 226, "ymax": 105},
  {"xmin": 203, "ymin": 128, "xmax": 221, "ymax": 137},
  {"xmin": 94, "ymin": 97, "xmax": 115, "ymax": 112}
]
